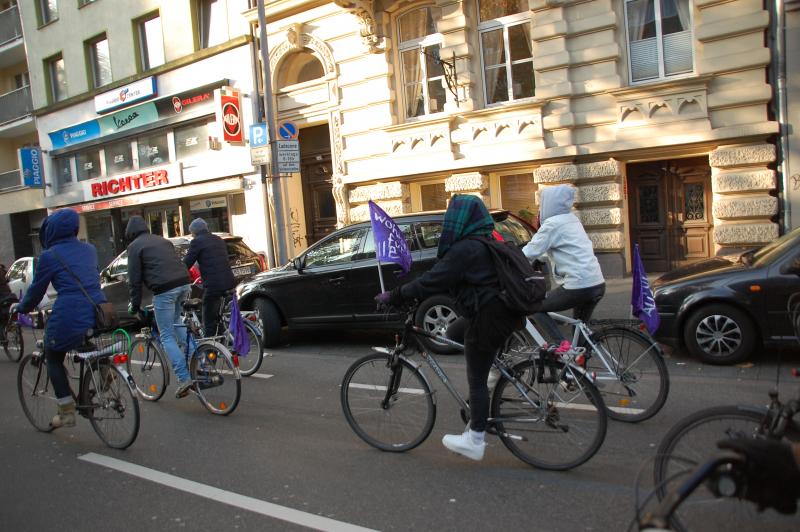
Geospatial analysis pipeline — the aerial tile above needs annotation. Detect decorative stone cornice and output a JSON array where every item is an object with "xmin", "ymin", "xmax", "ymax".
[
  {"xmin": 333, "ymin": 0, "xmax": 384, "ymax": 53},
  {"xmin": 445, "ymin": 172, "xmax": 488, "ymax": 193},
  {"xmin": 534, "ymin": 164, "xmax": 578, "ymax": 184},
  {"xmin": 709, "ymin": 143, "xmax": 776, "ymax": 168},
  {"xmin": 348, "ymin": 181, "xmax": 407, "ymax": 203},
  {"xmin": 350, "ymin": 199, "xmax": 405, "ymax": 222},
  {"xmin": 269, "ymin": 29, "xmax": 337, "ymax": 75}
]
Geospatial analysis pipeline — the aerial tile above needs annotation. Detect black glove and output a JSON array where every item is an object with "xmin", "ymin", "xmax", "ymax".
[{"xmin": 717, "ymin": 437, "xmax": 800, "ymax": 514}]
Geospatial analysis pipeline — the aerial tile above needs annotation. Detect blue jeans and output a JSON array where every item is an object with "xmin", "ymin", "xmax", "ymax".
[{"xmin": 153, "ymin": 284, "xmax": 191, "ymax": 383}]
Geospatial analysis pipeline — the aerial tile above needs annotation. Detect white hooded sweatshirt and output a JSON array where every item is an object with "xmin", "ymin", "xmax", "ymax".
[{"xmin": 522, "ymin": 185, "xmax": 605, "ymax": 290}]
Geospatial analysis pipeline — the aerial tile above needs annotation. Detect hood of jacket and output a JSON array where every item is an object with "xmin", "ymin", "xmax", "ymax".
[
  {"xmin": 539, "ymin": 185, "xmax": 575, "ymax": 221},
  {"xmin": 125, "ymin": 215, "xmax": 149, "ymax": 241},
  {"xmin": 39, "ymin": 209, "xmax": 80, "ymax": 249}
]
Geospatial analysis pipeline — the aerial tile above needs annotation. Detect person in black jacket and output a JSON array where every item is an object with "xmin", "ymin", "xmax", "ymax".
[
  {"xmin": 183, "ymin": 218, "xmax": 236, "ymax": 337},
  {"xmin": 125, "ymin": 215, "xmax": 193, "ymax": 398},
  {"xmin": 376, "ymin": 195, "xmax": 525, "ymax": 461}
]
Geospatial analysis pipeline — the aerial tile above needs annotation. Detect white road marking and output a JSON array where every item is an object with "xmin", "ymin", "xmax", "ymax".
[
  {"xmin": 347, "ymin": 383, "xmax": 425, "ymax": 395},
  {"xmin": 78, "ymin": 453, "xmax": 377, "ymax": 532},
  {"xmin": 250, "ymin": 373, "xmax": 273, "ymax": 380},
  {"xmin": 128, "ymin": 360, "xmax": 274, "ymax": 379}
]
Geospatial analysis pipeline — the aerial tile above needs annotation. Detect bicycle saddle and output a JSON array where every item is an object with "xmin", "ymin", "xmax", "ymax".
[{"xmin": 182, "ymin": 299, "xmax": 203, "ymax": 310}]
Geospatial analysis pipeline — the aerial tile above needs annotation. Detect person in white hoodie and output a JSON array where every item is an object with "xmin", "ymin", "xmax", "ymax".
[{"xmin": 522, "ymin": 184, "xmax": 605, "ymax": 352}]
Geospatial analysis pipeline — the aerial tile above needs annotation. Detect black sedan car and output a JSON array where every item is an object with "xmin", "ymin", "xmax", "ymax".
[
  {"xmin": 652, "ymin": 227, "xmax": 800, "ymax": 364},
  {"xmin": 101, "ymin": 233, "xmax": 265, "ymax": 325},
  {"xmin": 236, "ymin": 210, "xmax": 536, "ymax": 349}
]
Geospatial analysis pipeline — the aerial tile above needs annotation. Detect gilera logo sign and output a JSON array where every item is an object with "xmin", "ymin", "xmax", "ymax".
[
  {"xmin": 219, "ymin": 87, "xmax": 243, "ymax": 144},
  {"xmin": 81, "ymin": 163, "xmax": 182, "ymax": 201}
]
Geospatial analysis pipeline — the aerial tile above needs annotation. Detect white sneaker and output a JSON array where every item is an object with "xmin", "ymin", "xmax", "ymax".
[{"xmin": 442, "ymin": 431, "xmax": 486, "ymax": 461}]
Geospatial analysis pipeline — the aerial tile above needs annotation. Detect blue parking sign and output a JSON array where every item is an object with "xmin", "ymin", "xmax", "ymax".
[{"xmin": 250, "ymin": 123, "xmax": 268, "ymax": 147}]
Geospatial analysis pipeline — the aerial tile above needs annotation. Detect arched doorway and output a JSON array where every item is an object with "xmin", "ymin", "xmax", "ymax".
[{"xmin": 299, "ymin": 124, "xmax": 335, "ymax": 245}]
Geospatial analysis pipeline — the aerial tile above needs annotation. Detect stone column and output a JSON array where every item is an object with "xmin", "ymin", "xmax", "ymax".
[
  {"xmin": 445, "ymin": 171, "xmax": 490, "ymax": 203},
  {"xmin": 709, "ymin": 143, "xmax": 779, "ymax": 254},
  {"xmin": 347, "ymin": 181, "xmax": 411, "ymax": 222}
]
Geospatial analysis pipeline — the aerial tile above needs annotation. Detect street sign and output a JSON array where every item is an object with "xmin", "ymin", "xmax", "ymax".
[
  {"xmin": 250, "ymin": 146, "xmax": 270, "ymax": 166},
  {"xmin": 249, "ymin": 123, "xmax": 268, "ymax": 147},
  {"xmin": 276, "ymin": 140, "xmax": 300, "ymax": 173},
  {"xmin": 278, "ymin": 121, "xmax": 298, "ymax": 140}
]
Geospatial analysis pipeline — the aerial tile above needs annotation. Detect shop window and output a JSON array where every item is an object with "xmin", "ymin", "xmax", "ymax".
[
  {"xmin": 54, "ymin": 156, "xmax": 72, "ymax": 187},
  {"xmin": 277, "ymin": 50, "xmax": 325, "ymax": 88},
  {"xmin": 626, "ymin": 0, "xmax": 694, "ymax": 83},
  {"xmin": 420, "ymin": 182, "xmax": 448, "ymax": 211},
  {"xmin": 175, "ymin": 120, "xmax": 209, "ymax": 159},
  {"xmin": 45, "ymin": 53, "xmax": 67, "ymax": 103},
  {"xmin": 500, "ymin": 173, "xmax": 537, "ymax": 224},
  {"xmin": 397, "ymin": 6, "xmax": 446, "ymax": 118},
  {"xmin": 478, "ymin": 0, "xmax": 533, "ymax": 105},
  {"xmin": 190, "ymin": 196, "xmax": 229, "ymax": 233},
  {"xmin": 76, "ymin": 150, "xmax": 101, "ymax": 181},
  {"xmin": 104, "ymin": 140, "xmax": 133, "ymax": 175},
  {"xmin": 137, "ymin": 12, "xmax": 165, "ymax": 71},
  {"xmin": 137, "ymin": 131, "xmax": 169, "ymax": 168},
  {"xmin": 86, "ymin": 34, "xmax": 112, "ymax": 88}
]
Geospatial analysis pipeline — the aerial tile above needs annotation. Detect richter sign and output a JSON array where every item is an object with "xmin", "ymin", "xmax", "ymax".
[{"xmin": 81, "ymin": 163, "xmax": 182, "ymax": 201}]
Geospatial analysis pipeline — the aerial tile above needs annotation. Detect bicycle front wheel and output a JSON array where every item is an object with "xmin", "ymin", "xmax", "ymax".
[
  {"xmin": 588, "ymin": 326, "xmax": 669, "ymax": 422},
  {"xmin": 82, "ymin": 362, "xmax": 140, "ymax": 449},
  {"xmin": 341, "ymin": 353, "xmax": 435, "ymax": 452},
  {"xmin": 17, "ymin": 354, "xmax": 56, "ymax": 432},
  {"xmin": 127, "ymin": 337, "xmax": 168, "ymax": 401},
  {"xmin": 491, "ymin": 359, "xmax": 607, "ymax": 470},
  {"xmin": 234, "ymin": 321, "xmax": 264, "ymax": 377},
  {"xmin": 4, "ymin": 322, "xmax": 24, "ymax": 362},
  {"xmin": 190, "ymin": 340, "xmax": 241, "ymax": 415}
]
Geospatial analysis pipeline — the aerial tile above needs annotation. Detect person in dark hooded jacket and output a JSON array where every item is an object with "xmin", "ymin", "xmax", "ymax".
[
  {"xmin": 375, "ymin": 195, "xmax": 525, "ymax": 461},
  {"xmin": 11, "ymin": 209, "xmax": 106, "ymax": 429},
  {"xmin": 125, "ymin": 215, "xmax": 193, "ymax": 398}
]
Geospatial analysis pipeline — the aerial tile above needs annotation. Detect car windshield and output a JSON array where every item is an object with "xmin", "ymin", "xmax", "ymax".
[{"xmin": 751, "ymin": 227, "xmax": 800, "ymax": 266}]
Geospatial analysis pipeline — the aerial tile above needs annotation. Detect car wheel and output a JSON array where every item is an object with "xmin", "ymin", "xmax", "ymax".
[
  {"xmin": 415, "ymin": 295, "xmax": 460, "ymax": 355},
  {"xmin": 254, "ymin": 297, "xmax": 282, "ymax": 348},
  {"xmin": 683, "ymin": 304, "xmax": 756, "ymax": 365}
]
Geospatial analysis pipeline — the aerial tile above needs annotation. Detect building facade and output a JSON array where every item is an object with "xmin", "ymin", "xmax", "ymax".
[
  {"xmin": 250, "ymin": 0, "xmax": 785, "ymax": 276},
  {"xmin": 19, "ymin": 0, "xmax": 270, "ymax": 269}
]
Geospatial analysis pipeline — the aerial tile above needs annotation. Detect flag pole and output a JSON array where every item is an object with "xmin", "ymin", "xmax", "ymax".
[{"xmin": 376, "ymin": 256, "xmax": 386, "ymax": 293}]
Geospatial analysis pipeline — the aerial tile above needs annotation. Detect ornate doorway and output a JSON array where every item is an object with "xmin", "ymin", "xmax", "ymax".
[
  {"xmin": 628, "ymin": 157, "xmax": 713, "ymax": 272},
  {"xmin": 299, "ymin": 124, "xmax": 336, "ymax": 246}
]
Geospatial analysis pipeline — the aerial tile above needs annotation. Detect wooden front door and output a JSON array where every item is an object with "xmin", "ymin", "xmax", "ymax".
[
  {"xmin": 628, "ymin": 157, "xmax": 713, "ymax": 272},
  {"xmin": 301, "ymin": 153, "xmax": 336, "ymax": 245}
]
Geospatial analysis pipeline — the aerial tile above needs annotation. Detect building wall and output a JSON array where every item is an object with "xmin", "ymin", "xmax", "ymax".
[{"xmin": 786, "ymin": 0, "xmax": 800, "ymax": 230}]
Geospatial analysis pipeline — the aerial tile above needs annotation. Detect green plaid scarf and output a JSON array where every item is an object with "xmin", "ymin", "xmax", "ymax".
[{"xmin": 437, "ymin": 194, "xmax": 494, "ymax": 258}]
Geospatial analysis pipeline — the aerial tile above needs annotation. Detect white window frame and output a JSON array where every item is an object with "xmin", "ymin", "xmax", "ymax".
[
  {"xmin": 397, "ymin": 6, "xmax": 446, "ymax": 120},
  {"xmin": 624, "ymin": 0, "xmax": 696, "ymax": 84},
  {"xmin": 477, "ymin": 8, "xmax": 534, "ymax": 106}
]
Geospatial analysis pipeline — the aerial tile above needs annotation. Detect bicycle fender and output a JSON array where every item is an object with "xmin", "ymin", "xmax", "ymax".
[{"xmin": 114, "ymin": 366, "xmax": 139, "ymax": 393}]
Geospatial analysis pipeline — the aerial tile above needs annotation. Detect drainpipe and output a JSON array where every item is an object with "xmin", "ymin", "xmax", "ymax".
[{"xmin": 771, "ymin": 0, "xmax": 792, "ymax": 231}]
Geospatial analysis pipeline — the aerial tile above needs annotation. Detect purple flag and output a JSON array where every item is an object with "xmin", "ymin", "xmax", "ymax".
[
  {"xmin": 631, "ymin": 244, "xmax": 660, "ymax": 334},
  {"xmin": 229, "ymin": 294, "xmax": 250, "ymax": 356},
  {"xmin": 368, "ymin": 200, "xmax": 412, "ymax": 274}
]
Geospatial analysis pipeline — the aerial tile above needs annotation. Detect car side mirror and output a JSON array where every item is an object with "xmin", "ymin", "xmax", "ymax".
[
  {"xmin": 780, "ymin": 257, "xmax": 800, "ymax": 276},
  {"xmin": 293, "ymin": 256, "xmax": 305, "ymax": 272}
]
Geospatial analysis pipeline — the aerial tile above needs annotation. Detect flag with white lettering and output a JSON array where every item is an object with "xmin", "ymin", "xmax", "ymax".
[
  {"xmin": 368, "ymin": 200, "xmax": 412, "ymax": 274},
  {"xmin": 631, "ymin": 244, "xmax": 660, "ymax": 334}
]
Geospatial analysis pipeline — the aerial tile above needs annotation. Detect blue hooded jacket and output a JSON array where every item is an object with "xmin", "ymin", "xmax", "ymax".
[{"xmin": 19, "ymin": 209, "xmax": 106, "ymax": 351}]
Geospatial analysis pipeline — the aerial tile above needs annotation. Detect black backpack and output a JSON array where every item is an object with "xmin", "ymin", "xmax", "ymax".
[{"xmin": 470, "ymin": 236, "xmax": 546, "ymax": 315}]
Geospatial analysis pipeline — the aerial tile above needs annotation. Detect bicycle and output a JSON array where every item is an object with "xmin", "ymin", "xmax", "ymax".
[
  {"xmin": 340, "ymin": 303, "xmax": 608, "ymax": 471},
  {"xmin": 2, "ymin": 310, "xmax": 24, "ymax": 362},
  {"xmin": 504, "ymin": 312, "xmax": 669, "ymax": 423},
  {"xmin": 126, "ymin": 299, "xmax": 241, "ymax": 415},
  {"xmin": 217, "ymin": 297, "xmax": 264, "ymax": 377},
  {"xmin": 16, "ymin": 322, "xmax": 140, "ymax": 449}
]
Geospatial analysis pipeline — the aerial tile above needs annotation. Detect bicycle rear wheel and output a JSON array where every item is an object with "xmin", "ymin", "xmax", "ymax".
[
  {"xmin": 127, "ymin": 337, "xmax": 168, "ymax": 401},
  {"xmin": 17, "ymin": 354, "xmax": 56, "ymax": 432},
  {"xmin": 588, "ymin": 326, "xmax": 669, "ymax": 422},
  {"xmin": 491, "ymin": 359, "xmax": 607, "ymax": 470},
  {"xmin": 3, "ymin": 322, "xmax": 24, "ymax": 362},
  {"xmin": 341, "ymin": 352, "xmax": 435, "ymax": 452},
  {"xmin": 82, "ymin": 362, "xmax": 140, "ymax": 449},
  {"xmin": 190, "ymin": 340, "xmax": 241, "ymax": 415},
  {"xmin": 232, "ymin": 321, "xmax": 264, "ymax": 377}
]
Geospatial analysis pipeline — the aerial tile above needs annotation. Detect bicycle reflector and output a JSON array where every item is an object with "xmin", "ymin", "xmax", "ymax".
[
  {"xmin": 232, "ymin": 354, "xmax": 240, "ymax": 368},
  {"xmin": 113, "ymin": 354, "xmax": 128, "ymax": 365}
]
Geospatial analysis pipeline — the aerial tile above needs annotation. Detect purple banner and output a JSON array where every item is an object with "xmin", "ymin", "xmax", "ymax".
[
  {"xmin": 631, "ymin": 244, "xmax": 660, "ymax": 334},
  {"xmin": 368, "ymin": 200, "xmax": 412, "ymax": 274}
]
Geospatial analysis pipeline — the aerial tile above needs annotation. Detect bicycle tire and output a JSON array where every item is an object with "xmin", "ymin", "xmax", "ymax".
[
  {"xmin": 127, "ymin": 337, "xmax": 169, "ymax": 401},
  {"xmin": 653, "ymin": 405, "xmax": 800, "ymax": 532},
  {"xmin": 341, "ymin": 352, "xmax": 436, "ymax": 452},
  {"xmin": 491, "ymin": 359, "xmax": 607, "ymax": 471},
  {"xmin": 233, "ymin": 320, "xmax": 264, "ymax": 377},
  {"xmin": 190, "ymin": 340, "xmax": 241, "ymax": 415},
  {"xmin": 588, "ymin": 326, "xmax": 669, "ymax": 423},
  {"xmin": 3, "ymin": 322, "xmax": 24, "ymax": 362},
  {"xmin": 82, "ymin": 362, "xmax": 140, "ymax": 449},
  {"xmin": 17, "ymin": 353, "xmax": 56, "ymax": 432}
]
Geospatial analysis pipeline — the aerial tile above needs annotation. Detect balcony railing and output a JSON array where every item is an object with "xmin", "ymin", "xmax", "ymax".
[
  {"xmin": 0, "ymin": 168, "xmax": 21, "ymax": 191},
  {"xmin": 0, "ymin": 86, "xmax": 32, "ymax": 125},
  {"xmin": 0, "ymin": 5, "xmax": 22, "ymax": 46}
]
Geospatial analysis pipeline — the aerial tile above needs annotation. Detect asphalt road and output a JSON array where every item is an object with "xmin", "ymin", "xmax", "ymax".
[{"xmin": 1, "ymin": 324, "xmax": 798, "ymax": 531}]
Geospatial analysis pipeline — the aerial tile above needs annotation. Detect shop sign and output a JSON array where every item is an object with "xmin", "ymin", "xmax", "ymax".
[
  {"xmin": 156, "ymin": 87, "xmax": 215, "ymax": 119},
  {"xmin": 19, "ymin": 147, "xmax": 45, "ymax": 188},
  {"xmin": 49, "ymin": 121, "xmax": 102, "ymax": 150},
  {"xmin": 94, "ymin": 77, "xmax": 157, "ymax": 114},
  {"xmin": 98, "ymin": 103, "xmax": 159, "ymax": 136},
  {"xmin": 190, "ymin": 197, "xmax": 227, "ymax": 211},
  {"xmin": 81, "ymin": 163, "xmax": 182, "ymax": 201},
  {"xmin": 219, "ymin": 87, "xmax": 243, "ymax": 144}
]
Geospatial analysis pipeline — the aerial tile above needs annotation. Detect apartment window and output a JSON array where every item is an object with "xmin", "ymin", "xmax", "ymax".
[
  {"xmin": 175, "ymin": 120, "xmax": 209, "ymax": 159},
  {"xmin": 500, "ymin": 173, "xmax": 537, "ymax": 224},
  {"xmin": 45, "ymin": 54, "xmax": 67, "ymax": 102},
  {"xmin": 54, "ymin": 156, "xmax": 72, "ymax": 187},
  {"xmin": 626, "ymin": 0, "xmax": 694, "ymax": 83},
  {"xmin": 87, "ymin": 35, "xmax": 112, "ymax": 88},
  {"xmin": 105, "ymin": 140, "xmax": 133, "ymax": 175},
  {"xmin": 14, "ymin": 72, "xmax": 29, "ymax": 89},
  {"xmin": 420, "ymin": 182, "xmax": 448, "ymax": 211},
  {"xmin": 478, "ymin": 1, "xmax": 533, "ymax": 105},
  {"xmin": 197, "ymin": 0, "xmax": 227, "ymax": 49},
  {"xmin": 76, "ymin": 150, "xmax": 101, "ymax": 181},
  {"xmin": 398, "ymin": 6, "xmax": 446, "ymax": 118},
  {"xmin": 137, "ymin": 131, "xmax": 169, "ymax": 168},
  {"xmin": 38, "ymin": 0, "xmax": 57, "ymax": 25},
  {"xmin": 138, "ymin": 13, "xmax": 165, "ymax": 70}
]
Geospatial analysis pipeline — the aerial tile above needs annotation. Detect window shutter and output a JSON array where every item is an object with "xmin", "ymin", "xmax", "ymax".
[
  {"xmin": 663, "ymin": 30, "xmax": 693, "ymax": 76},
  {"xmin": 630, "ymin": 37, "xmax": 659, "ymax": 82}
]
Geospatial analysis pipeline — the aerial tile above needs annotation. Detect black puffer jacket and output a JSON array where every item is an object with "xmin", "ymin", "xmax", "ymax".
[
  {"xmin": 183, "ymin": 230, "xmax": 235, "ymax": 296},
  {"xmin": 125, "ymin": 216, "xmax": 190, "ymax": 308},
  {"xmin": 399, "ymin": 238, "xmax": 501, "ymax": 318}
]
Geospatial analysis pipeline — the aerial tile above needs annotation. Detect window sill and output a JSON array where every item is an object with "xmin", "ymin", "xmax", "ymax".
[
  {"xmin": 37, "ymin": 19, "xmax": 59, "ymax": 30},
  {"xmin": 78, "ymin": 1, "xmax": 100, "ymax": 9},
  {"xmin": 609, "ymin": 73, "xmax": 713, "ymax": 98}
]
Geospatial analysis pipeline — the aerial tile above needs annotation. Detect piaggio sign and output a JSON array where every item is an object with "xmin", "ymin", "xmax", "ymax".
[{"xmin": 220, "ymin": 87, "xmax": 243, "ymax": 145}]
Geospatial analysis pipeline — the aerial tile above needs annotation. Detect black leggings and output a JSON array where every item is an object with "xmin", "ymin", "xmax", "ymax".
[
  {"xmin": 461, "ymin": 299, "xmax": 524, "ymax": 432},
  {"xmin": 45, "ymin": 348, "xmax": 72, "ymax": 400},
  {"xmin": 532, "ymin": 283, "xmax": 606, "ymax": 343},
  {"xmin": 202, "ymin": 293, "xmax": 224, "ymax": 337}
]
